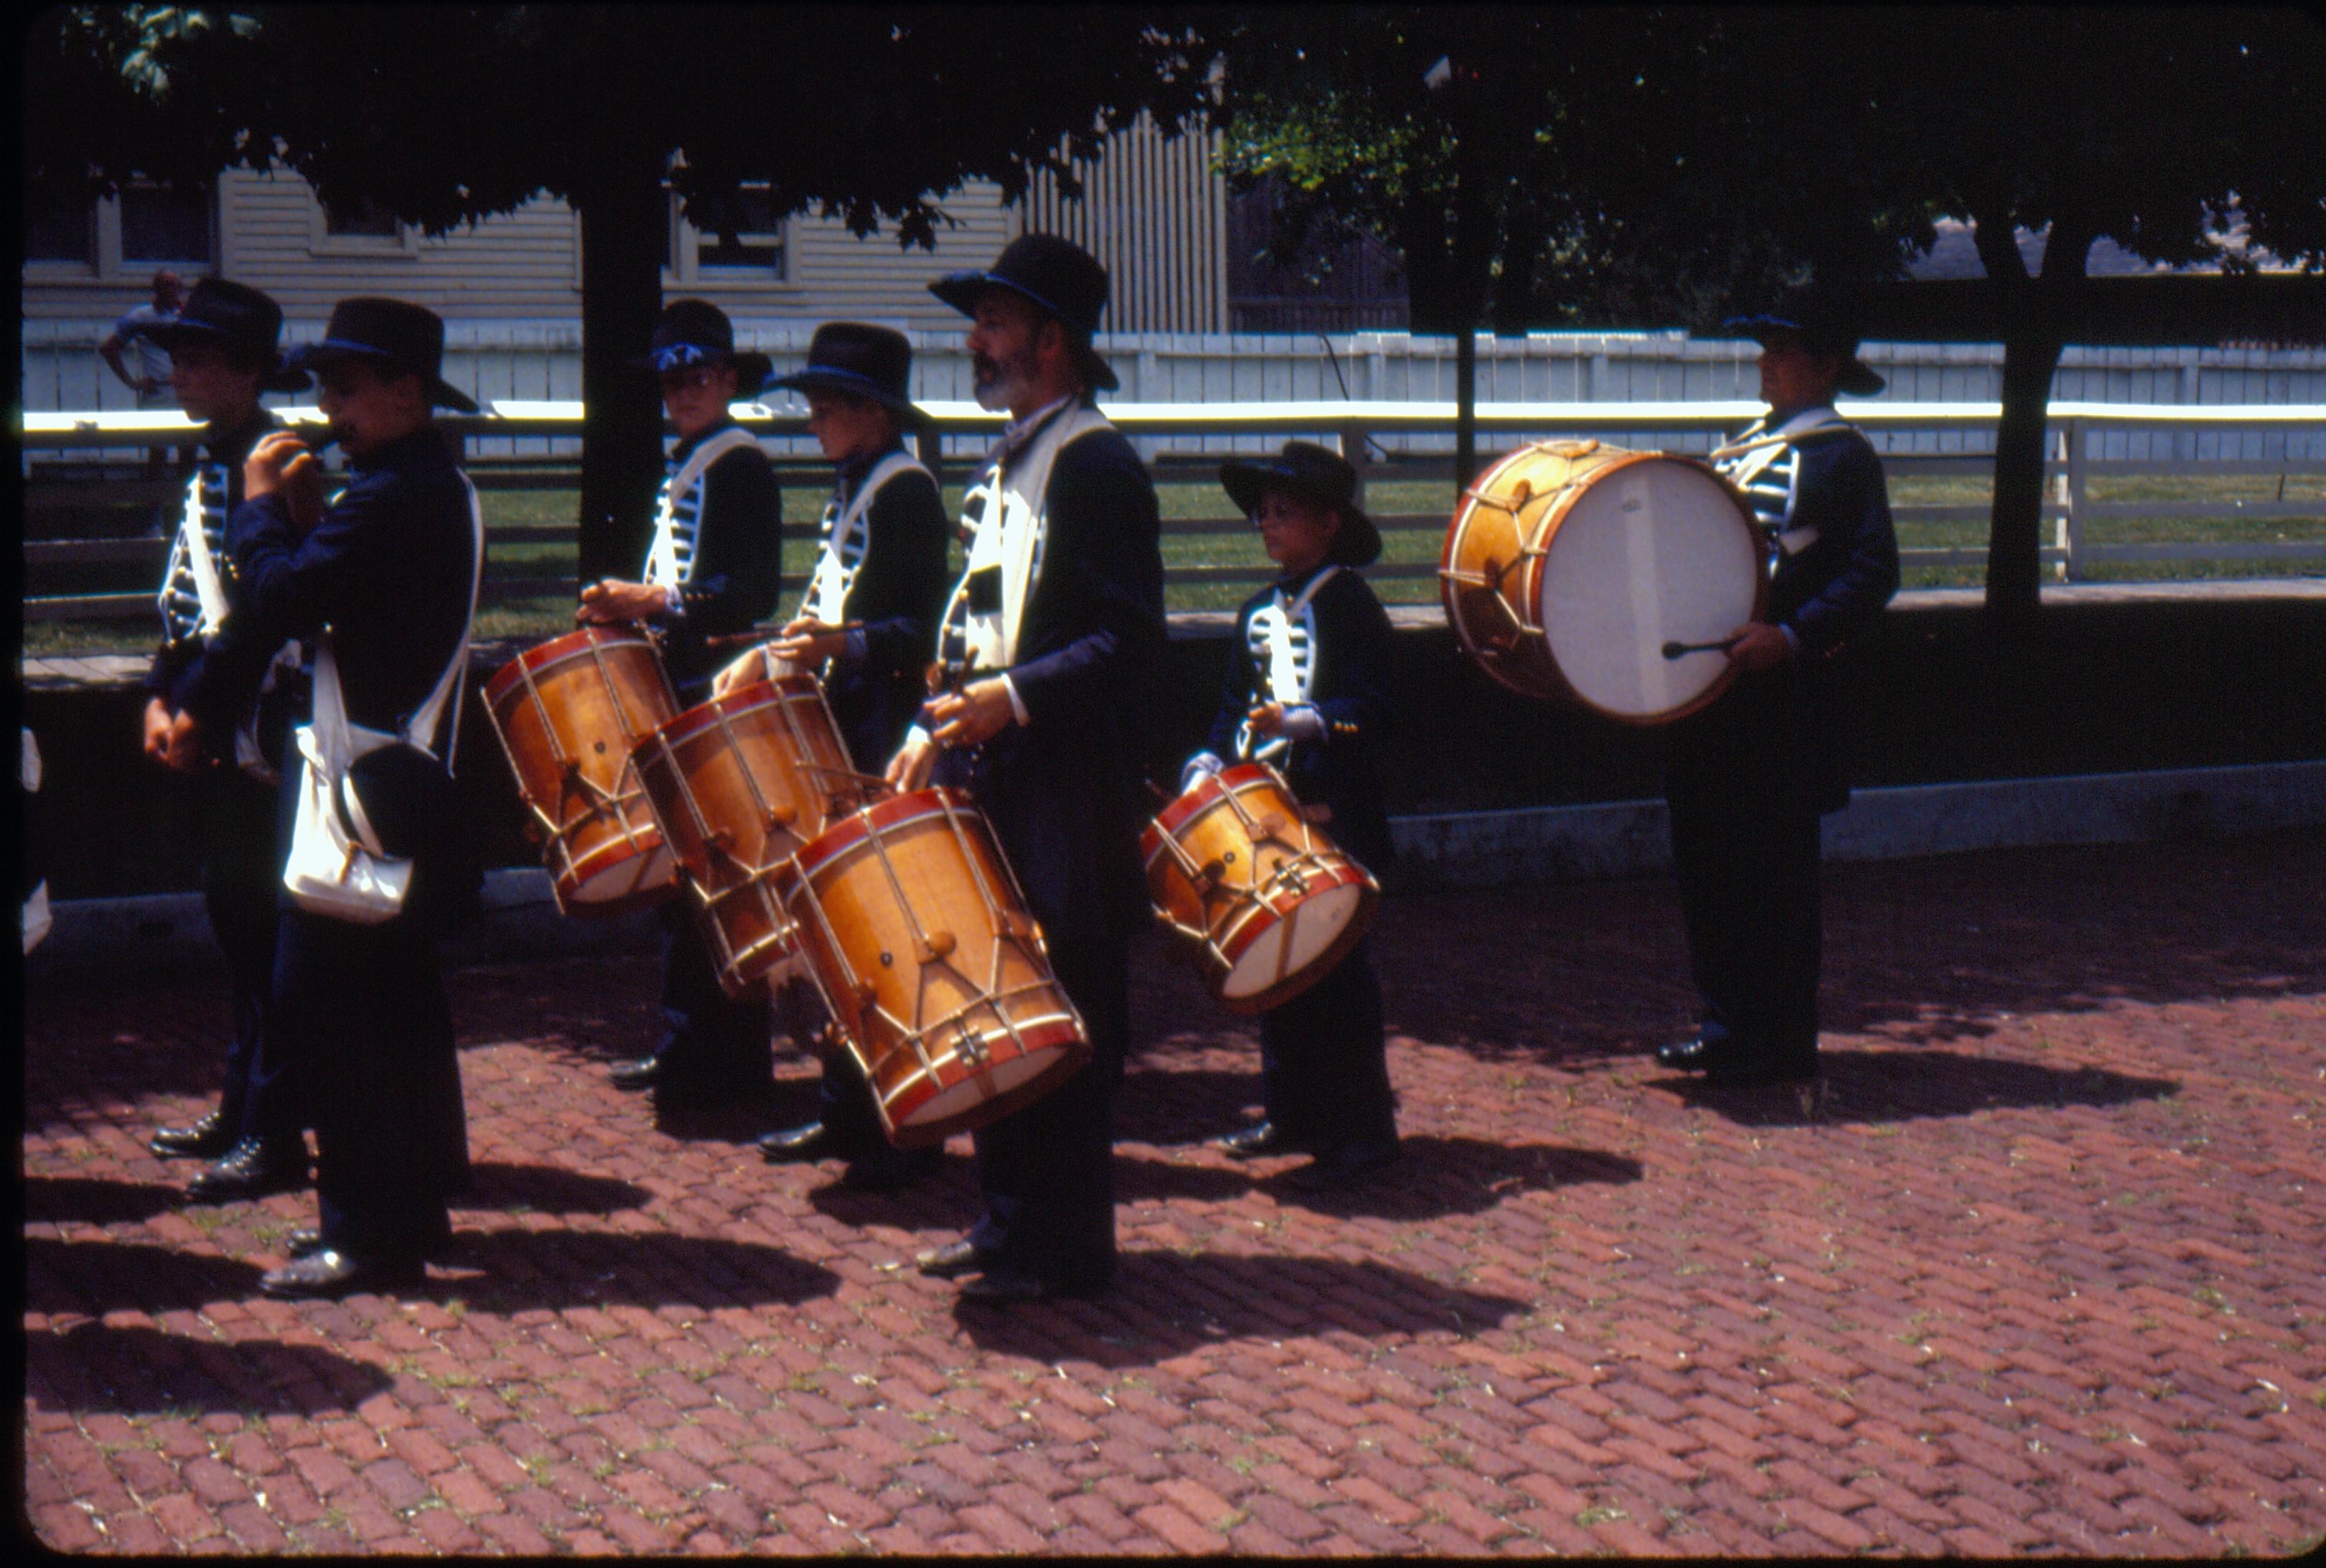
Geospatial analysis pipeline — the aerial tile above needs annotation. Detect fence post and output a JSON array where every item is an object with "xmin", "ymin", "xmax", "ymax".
[
  {"xmin": 1339, "ymin": 422, "xmax": 1370, "ymax": 511},
  {"xmin": 2058, "ymin": 418, "xmax": 2087, "ymax": 582}
]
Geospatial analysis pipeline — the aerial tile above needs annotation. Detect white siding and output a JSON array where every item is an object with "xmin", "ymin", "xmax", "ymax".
[{"xmin": 1022, "ymin": 113, "xmax": 1228, "ymax": 335}]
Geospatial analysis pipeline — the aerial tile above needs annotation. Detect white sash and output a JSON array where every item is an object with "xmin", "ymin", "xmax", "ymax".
[
  {"xmin": 644, "ymin": 425, "xmax": 761, "ymax": 593},
  {"xmin": 943, "ymin": 403, "xmax": 1113, "ymax": 672},
  {"xmin": 1238, "ymin": 566, "xmax": 1341, "ymax": 762},
  {"xmin": 174, "ymin": 472, "xmax": 233, "ymax": 635},
  {"xmin": 800, "ymin": 450, "xmax": 927, "ymax": 626},
  {"xmin": 1715, "ymin": 407, "xmax": 1851, "ymax": 558},
  {"xmin": 283, "ymin": 475, "xmax": 485, "ymax": 923}
]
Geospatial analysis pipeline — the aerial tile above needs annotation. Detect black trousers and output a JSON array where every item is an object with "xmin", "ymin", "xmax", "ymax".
[
  {"xmin": 274, "ymin": 905, "xmax": 469, "ymax": 1260},
  {"xmin": 653, "ymin": 900, "xmax": 772, "ymax": 1087},
  {"xmin": 1258, "ymin": 937, "xmax": 1396, "ymax": 1152},
  {"xmin": 1667, "ymin": 803, "xmax": 1825, "ymax": 1070},
  {"xmin": 967, "ymin": 936, "xmax": 1130, "ymax": 1292},
  {"xmin": 202, "ymin": 766, "xmax": 299, "ymax": 1144}
]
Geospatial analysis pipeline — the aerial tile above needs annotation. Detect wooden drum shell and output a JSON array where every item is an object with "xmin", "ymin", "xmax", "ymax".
[
  {"xmin": 482, "ymin": 625, "xmax": 681, "ymax": 917},
  {"xmin": 632, "ymin": 676, "xmax": 870, "ymax": 999},
  {"xmin": 780, "ymin": 789, "xmax": 1090, "ymax": 1149},
  {"xmin": 1141, "ymin": 762, "xmax": 1381, "ymax": 1015}
]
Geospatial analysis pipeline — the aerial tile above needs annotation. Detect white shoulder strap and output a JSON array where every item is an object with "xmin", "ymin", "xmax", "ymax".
[
  {"xmin": 799, "ymin": 450, "xmax": 929, "ymax": 624},
  {"xmin": 177, "ymin": 473, "xmax": 233, "ymax": 634},
  {"xmin": 645, "ymin": 425, "xmax": 761, "ymax": 585}
]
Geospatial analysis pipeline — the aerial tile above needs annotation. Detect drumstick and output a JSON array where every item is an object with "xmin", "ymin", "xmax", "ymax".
[{"xmin": 1661, "ymin": 638, "xmax": 1742, "ymax": 660}]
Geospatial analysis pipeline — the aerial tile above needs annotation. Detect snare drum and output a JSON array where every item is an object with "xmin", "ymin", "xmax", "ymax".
[
  {"xmin": 483, "ymin": 626, "xmax": 681, "ymax": 915},
  {"xmin": 1440, "ymin": 441, "xmax": 1767, "ymax": 724},
  {"xmin": 1142, "ymin": 762, "xmax": 1380, "ymax": 1014},
  {"xmin": 632, "ymin": 676, "xmax": 871, "ymax": 999},
  {"xmin": 780, "ymin": 789, "xmax": 1090, "ymax": 1148}
]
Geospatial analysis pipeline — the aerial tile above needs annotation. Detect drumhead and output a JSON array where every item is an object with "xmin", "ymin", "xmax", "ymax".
[
  {"xmin": 896, "ymin": 1033, "xmax": 1077, "ymax": 1131},
  {"xmin": 1220, "ymin": 879, "xmax": 1367, "ymax": 1002},
  {"xmin": 567, "ymin": 841, "xmax": 674, "ymax": 906},
  {"xmin": 1535, "ymin": 458, "xmax": 1762, "ymax": 720}
]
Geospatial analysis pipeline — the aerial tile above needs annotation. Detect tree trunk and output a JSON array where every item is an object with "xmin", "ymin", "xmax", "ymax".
[
  {"xmin": 1455, "ymin": 327, "xmax": 1477, "ymax": 492},
  {"xmin": 1984, "ymin": 317, "xmax": 2065, "ymax": 636},
  {"xmin": 571, "ymin": 148, "xmax": 668, "ymax": 588}
]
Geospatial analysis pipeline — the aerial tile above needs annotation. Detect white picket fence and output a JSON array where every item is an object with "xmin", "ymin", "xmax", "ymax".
[{"xmin": 22, "ymin": 320, "xmax": 2326, "ymax": 466}]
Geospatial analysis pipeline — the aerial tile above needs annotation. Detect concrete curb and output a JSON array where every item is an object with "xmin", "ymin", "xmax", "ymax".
[{"xmin": 25, "ymin": 760, "xmax": 2325, "ymax": 982}]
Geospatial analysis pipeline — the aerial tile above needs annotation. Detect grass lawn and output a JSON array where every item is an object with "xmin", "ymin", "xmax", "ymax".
[{"xmin": 23, "ymin": 470, "xmax": 2324, "ymax": 656}]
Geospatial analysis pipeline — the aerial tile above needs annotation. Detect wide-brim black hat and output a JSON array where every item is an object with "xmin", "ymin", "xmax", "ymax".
[
  {"xmin": 928, "ymin": 233, "xmax": 1118, "ymax": 393},
  {"xmin": 632, "ymin": 297, "xmax": 772, "ymax": 391},
  {"xmin": 763, "ymin": 321, "xmax": 929, "ymax": 426},
  {"xmin": 131, "ymin": 277, "xmax": 310, "ymax": 394},
  {"xmin": 1724, "ymin": 281, "xmax": 1885, "ymax": 397},
  {"xmin": 284, "ymin": 297, "xmax": 478, "ymax": 412},
  {"xmin": 1220, "ymin": 440, "xmax": 1382, "ymax": 568}
]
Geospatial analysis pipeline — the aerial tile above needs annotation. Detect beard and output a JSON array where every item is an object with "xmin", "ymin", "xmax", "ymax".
[{"xmin": 972, "ymin": 342, "xmax": 1041, "ymax": 413}]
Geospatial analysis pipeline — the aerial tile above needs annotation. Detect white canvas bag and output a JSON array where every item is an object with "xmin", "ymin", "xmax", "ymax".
[{"xmin": 282, "ymin": 478, "xmax": 485, "ymax": 923}]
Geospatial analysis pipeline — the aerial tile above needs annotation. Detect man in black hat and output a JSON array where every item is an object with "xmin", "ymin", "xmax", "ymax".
[
  {"xmin": 131, "ymin": 277, "xmax": 318, "ymax": 1203},
  {"xmin": 886, "ymin": 233, "xmax": 1165, "ymax": 1301},
  {"xmin": 1656, "ymin": 281, "xmax": 1900, "ymax": 1090},
  {"xmin": 737, "ymin": 322, "xmax": 950, "ymax": 1191},
  {"xmin": 199, "ymin": 295, "xmax": 485, "ymax": 1297},
  {"xmin": 1180, "ymin": 441, "xmax": 1401, "ymax": 1187},
  {"xmin": 583, "ymin": 299, "xmax": 785, "ymax": 1113}
]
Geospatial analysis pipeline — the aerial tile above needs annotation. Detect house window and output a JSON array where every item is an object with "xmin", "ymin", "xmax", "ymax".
[
  {"xmin": 323, "ymin": 195, "xmax": 403, "ymax": 238},
  {"xmin": 311, "ymin": 190, "xmax": 419, "ymax": 256},
  {"xmin": 20, "ymin": 183, "xmax": 216, "ymax": 278},
  {"xmin": 665, "ymin": 184, "xmax": 788, "ymax": 285},
  {"xmin": 118, "ymin": 183, "xmax": 216, "ymax": 265}
]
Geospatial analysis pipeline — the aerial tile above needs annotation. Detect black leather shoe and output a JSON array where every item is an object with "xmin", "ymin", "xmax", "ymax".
[
  {"xmin": 914, "ymin": 1238, "xmax": 996, "ymax": 1278},
  {"xmin": 185, "ymin": 1138, "xmax": 309, "ymax": 1203},
  {"xmin": 284, "ymin": 1226, "xmax": 325, "ymax": 1259},
  {"xmin": 1215, "ymin": 1121, "xmax": 1303, "ymax": 1159},
  {"xmin": 958, "ymin": 1266, "xmax": 1096, "ymax": 1303},
  {"xmin": 1656, "ymin": 1036, "xmax": 1724, "ymax": 1071},
  {"xmin": 606, "ymin": 1056, "xmax": 667, "ymax": 1092},
  {"xmin": 258, "ymin": 1249, "xmax": 425, "ymax": 1300},
  {"xmin": 758, "ymin": 1121, "xmax": 839, "ymax": 1162},
  {"xmin": 1288, "ymin": 1139, "xmax": 1403, "ymax": 1192},
  {"xmin": 841, "ymin": 1144, "xmax": 942, "ymax": 1193},
  {"xmin": 150, "ymin": 1105, "xmax": 238, "ymax": 1160}
]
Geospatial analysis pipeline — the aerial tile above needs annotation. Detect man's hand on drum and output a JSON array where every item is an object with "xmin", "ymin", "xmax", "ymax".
[
  {"xmin": 885, "ymin": 732, "xmax": 938, "ymax": 793},
  {"xmin": 1245, "ymin": 700, "xmax": 1289, "ymax": 738},
  {"xmin": 709, "ymin": 647, "xmax": 766, "ymax": 699},
  {"xmin": 771, "ymin": 617, "xmax": 849, "ymax": 668},
  {"xmin": 928, "ymin": 676, "xmax": 1017, "ymax": 752},
  {"xmin": 577, "ymin": 579, "xmax": 673, "ymax": 625},
  {"xmin": 245, "ymin": 430, "xmax": 325, "ymax": 533},
  {"xmin": 1725, "ymin": 621, "xmax": 1795, "ymax": 673}
]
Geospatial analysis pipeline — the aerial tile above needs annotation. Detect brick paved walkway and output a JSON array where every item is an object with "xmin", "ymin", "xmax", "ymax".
[{"xmin": 23, "ymin": 831, "xmax": 2326, "ymax": 1555}]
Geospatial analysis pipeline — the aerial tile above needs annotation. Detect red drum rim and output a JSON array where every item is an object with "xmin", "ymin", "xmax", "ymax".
[
  {"xmin": 643, "ymin": 675, "xmax": 824, "ymax": 752},
  {"xmin": 1144, "ymin": 762, "xmax": 1289, "ymax": 846},
  {"xmin": 886, "ymin": 1019, "xmax": 1092, "ymax": 1148},
  {"xmin": 484, "ymin": 623, "xmax": 658, "ymax": 706},
  {"xmin": 1213, "ymin": 864, "xmax": 1381, "ymax": 1015},
  {"xmin": 793, "ymin": 787, "xmax": 976, "ymax": 879}
]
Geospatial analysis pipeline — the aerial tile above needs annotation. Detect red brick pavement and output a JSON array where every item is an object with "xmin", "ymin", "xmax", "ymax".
[{"xmin": 22, "ymin": 831, "xmax": 2326, "ymax": 1555}]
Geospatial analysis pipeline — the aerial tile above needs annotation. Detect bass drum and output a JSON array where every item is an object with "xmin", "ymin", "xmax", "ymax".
[{"xmin": 1440, "ymin": 440, "xmax": 1767, "ymax": 724}]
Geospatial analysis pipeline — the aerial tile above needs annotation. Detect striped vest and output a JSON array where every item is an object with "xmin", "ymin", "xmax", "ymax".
[{"xmin": 157, "ymin": 462, "xmax": 233, "ymax": 645}]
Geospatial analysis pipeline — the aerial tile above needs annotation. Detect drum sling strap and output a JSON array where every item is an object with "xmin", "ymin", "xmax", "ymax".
[
  {"xmin": 645, "ymin": 425, "xmax": 762, "ymax": 599},
  {"xmin": 1238, "ymin": 566, "xmax": 1341, "ymax": 763},
  {"xmin": 799, "ymin": 450, "xmax": 928, "ymax": 627}
]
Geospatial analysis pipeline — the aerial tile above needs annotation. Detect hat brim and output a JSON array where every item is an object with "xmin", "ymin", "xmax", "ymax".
[
  {"xmin": 1724, "ymin": 314, "xmax": 1886, "ymax": 398},
  {"xmin": 930, "ymin": 271, "xmax": 1117, "ymax": 392},
  {"xmin": 283, "ymin": 340, "xmax": 480, "ymax": 413},
  {"xmin": 762, "ymin": 366, "xmax": 931, "ymax": 426},
  {"xmin": 1219, "ymin": 460, "xmax": 1381, "ymax": 568}
]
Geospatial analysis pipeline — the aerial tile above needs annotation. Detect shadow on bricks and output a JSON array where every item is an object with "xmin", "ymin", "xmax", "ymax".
[
  {"xmin": 951, "ymin": 1253, "xmax": 1532, "ymax": 1363},
  {"xmin": 1656, "ymin": 1046, "xmax": 2178, "ymax": 1126},
  {"xmin": 433, "ymin": 1229, "xmax": 841, "ymax": 1313},
  {"xmin": 25, "ymin": 1236, "xmax": 267, "ymax": 1317},
  {"xmin": 455, "ymin": 1159, "xmax": 652, "ymax": 1215},
  {"xmin": 22, "ymin": 1175, "xmax": 183, "ymax": 1226},
  {"xmin": 26, "ymin": 1320, "xmax": 394, "ymax": 1418},
  {"xmin": 1110, "ymin": 1137, "xmax": 1644, "ymax": 1217}
]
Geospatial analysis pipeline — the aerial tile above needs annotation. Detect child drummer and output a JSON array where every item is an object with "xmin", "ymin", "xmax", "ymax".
[
  {"xmin": 1179, "ymin": 442, "xmax": 1401, "ymax": 1190},
  {"xmin": 716, "ymin": 322, "xmax": 952, "ymax": 1191}
]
